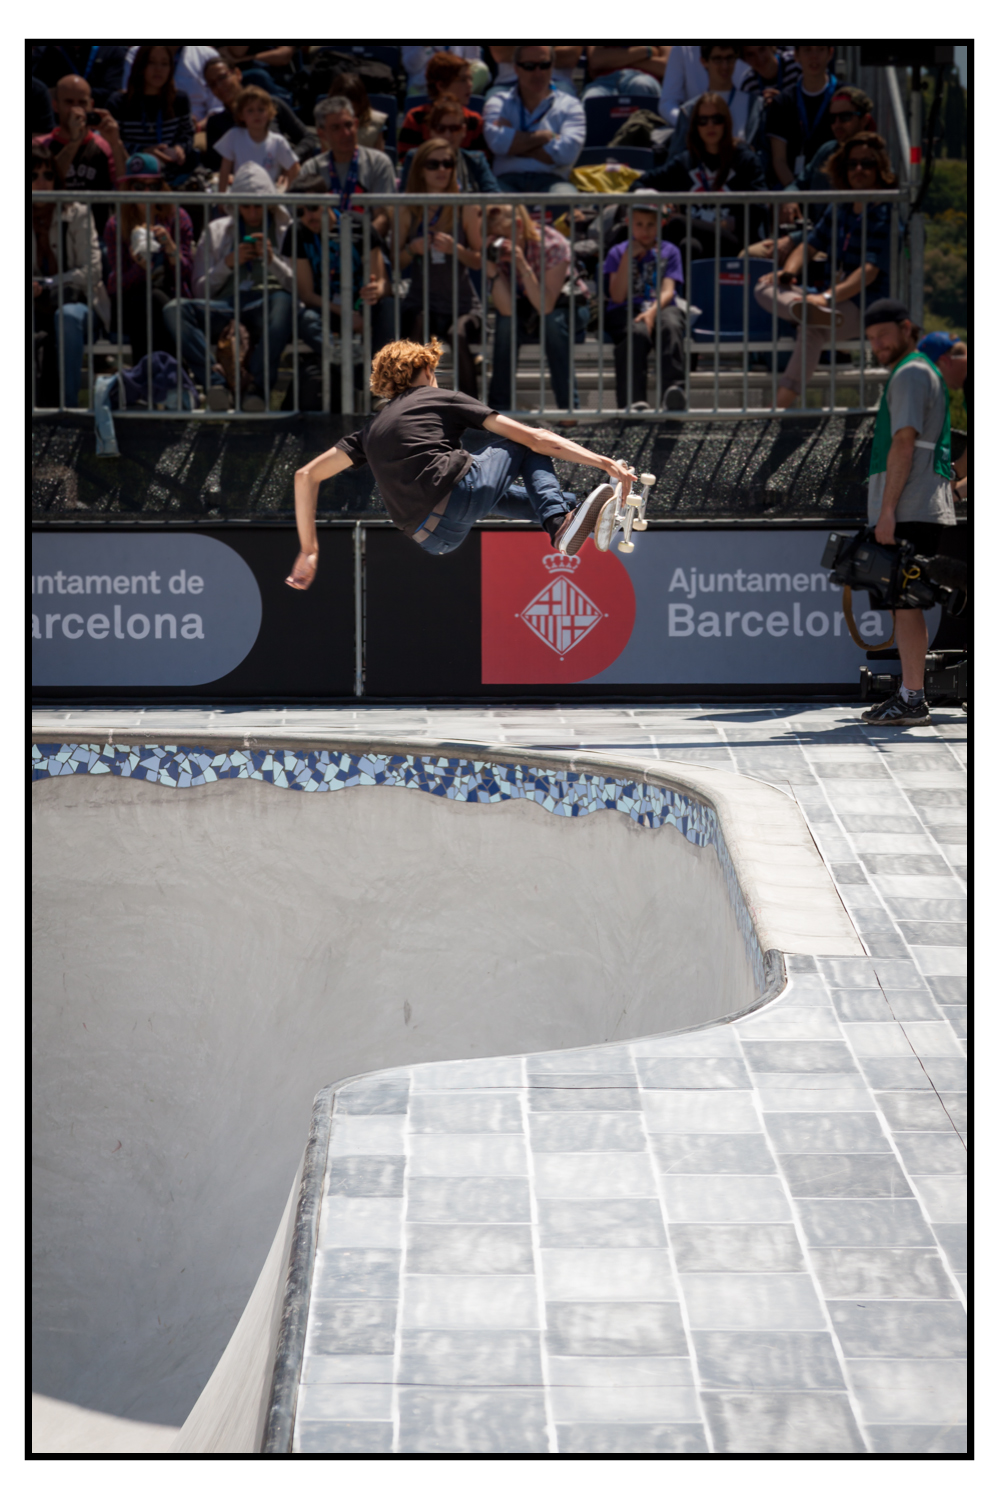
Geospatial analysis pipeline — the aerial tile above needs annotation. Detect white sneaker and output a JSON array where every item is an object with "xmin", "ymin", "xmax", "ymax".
[{"xmin": 555, "ymin": 483, "xmax": 615, "ymax": 556}]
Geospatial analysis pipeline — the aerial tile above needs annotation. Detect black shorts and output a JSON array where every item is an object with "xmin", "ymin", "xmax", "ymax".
[{"xmin": 870, "ymin": 521, "xmax": 944, "ymax": 611}]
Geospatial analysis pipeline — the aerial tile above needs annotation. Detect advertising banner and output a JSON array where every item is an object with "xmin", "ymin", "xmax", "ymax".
[
  {"xmin": 32, "ymin": 528, "xmax": 356, "ymax": 698},
  {"xmin": 482, "ymin": 531, "xmax": 941, "ymax": 686}
]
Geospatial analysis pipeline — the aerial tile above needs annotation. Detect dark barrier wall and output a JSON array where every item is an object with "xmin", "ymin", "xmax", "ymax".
[{"xmin": 33, "ymin": 523, "xmax": 967, "ymax": 702}]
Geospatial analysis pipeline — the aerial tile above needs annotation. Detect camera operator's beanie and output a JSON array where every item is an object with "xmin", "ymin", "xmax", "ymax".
[{"xmin": 864, "ymin": 298, "xmax": 912, "ymax": 329}]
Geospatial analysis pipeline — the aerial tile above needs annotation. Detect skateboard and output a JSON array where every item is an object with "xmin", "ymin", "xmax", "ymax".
[{"xmin": 593, "ymin": 467, "xmax": 656, "ymax": 554}]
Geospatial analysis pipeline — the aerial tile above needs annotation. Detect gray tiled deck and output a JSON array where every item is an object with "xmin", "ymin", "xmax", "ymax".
[{"xmin": 31, "ymin": 704, "xmax": 967, "ymax": 1453}]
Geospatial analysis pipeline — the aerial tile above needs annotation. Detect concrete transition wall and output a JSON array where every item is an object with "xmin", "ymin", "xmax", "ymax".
[{"xmin": 33, "ymin": 771, "xmax": 762, "ymax": 1434}]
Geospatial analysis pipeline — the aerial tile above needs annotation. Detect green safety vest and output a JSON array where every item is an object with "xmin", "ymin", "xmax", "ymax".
[{"xmin": 868, "ymin": 349, "xmax": 951, "ymax": 479}]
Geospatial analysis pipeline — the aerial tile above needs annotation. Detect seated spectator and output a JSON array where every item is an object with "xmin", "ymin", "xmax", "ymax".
[
  {"xmin": 39, "ymin": 74, "xmax": 126, "ymax": 234},
  {"xmin": 766, "ymin": 45, "xmax": 838, "ymax": 186},
  {"xmin": 30, "ymin": 75, "xmax": 55, "ymax": 136},
  {"xmin": 123, "ymin": 45, "xmax": 222, "ymax": 131},
  {"xmin": 667, "ymin": 46, "xmax": 765, "ymax": 162},
  {"xmin": 108, "ymin": 47, "xmax": 195, "ymax": 184},
  {"xmin": 325, "ymin": 72, "xmax": 387, "ymax": 150},
  {"xmin": 739, "ymin": 46, "xmax": 801, "ymax": 104},
  {"xmin": 204, "ymin": 58, "xmax": 314, "ymax": 171},
  {"xmin": 400, "ymin": 96, "xmax": 500, "ymax": 193},
  {"xmin": 393, "ymin": 139, "xmax": 484, "ymax": 395},
  {"xmin": 286, "ymin": 183, "xmax": 393, "ymax": 359},
  {"xmin": 215, "ymin": 86, "xmax": 300, "ymax": 192},
  {"xmin": 402, "ymin": 46, "xmax": 489, "ymax": 99},
  {"xmin": 635, "ymin": 95, "xmax": 767, "ymax": 258},
  {"xmin": 33, "ymin": 45, "xmax": 129, "ymax": 108},
  {"xmin": 603, "ymin": 199, "xmax": 686, "ymax": 410},
  {"xmin": 658, "ymin": 44, "xmax": 750, "ymax": 127},
  {"xmin": 582, "ymin": 46, "xmax": 669, "ymax": 101},
  {"xmin": 794, "ymin": 86, "xmax": 875, "ymax": 189},
  {"xmin": 163, "ymin": 162, "xmax": 294, "ymax": 410},
  {"xmin": 754, "ymin": 132, "xmax": 896, "ymax": 409},
  {"xmin": 31, "ymin": 143, "xmax": 103, "ymax": 408},
  {"xmin": 295, "ymin": 97, "xmax": 396, "ymax": 236},
  {"xmin": 216, "ymin": 45, "xmax": 298, "ymax": 105},
  {"xmin": 103, "ymin": 154, "xmax": 194, "ymax": 369},
  {"xmin": 487, "ymin": 46, "xmax": 582, "ymax": 99},
  {"xmin": 483, "ymin": 47, "xmax": 586, "ymax": 195},
  {"xmin": 399, "ymin": 53, "xmax": 487, "ymax": 154},
  {"xmin": 484, "ymin": 203, "xmax": 589, "ymax": 411}
]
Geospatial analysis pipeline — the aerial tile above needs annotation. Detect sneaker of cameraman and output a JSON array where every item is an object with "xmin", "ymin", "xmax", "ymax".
[{"xmin": 861, "ymin": 298, "xmax": 956, "ymax": 727}]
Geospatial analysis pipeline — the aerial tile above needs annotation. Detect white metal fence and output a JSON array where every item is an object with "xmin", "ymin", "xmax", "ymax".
[{"xmin": 31, "ymin": 186, "xmax": 910, "ymax": 421}]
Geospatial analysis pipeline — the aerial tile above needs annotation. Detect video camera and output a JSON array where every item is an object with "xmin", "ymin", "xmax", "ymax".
[{"xmin": 821, "ymin": 528, "xmax": 967, "ymax": 614}]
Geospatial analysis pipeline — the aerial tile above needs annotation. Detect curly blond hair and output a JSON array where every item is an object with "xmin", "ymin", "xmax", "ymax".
[{"xmin": 369, "ymin": 338, "xmax": 443, "ymax": 399}]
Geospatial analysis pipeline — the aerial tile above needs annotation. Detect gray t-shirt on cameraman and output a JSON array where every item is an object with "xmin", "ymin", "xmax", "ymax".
[{"xmin": 867, "ymin": 360, "xmax": 956, "ymax": 526}]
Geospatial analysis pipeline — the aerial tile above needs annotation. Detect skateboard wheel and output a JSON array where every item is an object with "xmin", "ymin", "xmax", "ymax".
[
  {"xmin": 632, "ymin": 518, "xmax": 648, "ymax": 531},
  {"xmin": 617, "ymin": 540, "xmax": 635, "ymax": 554},
  {"xmin": 639, "ymin": 473, "xmax": 656, "ymax": 487}
]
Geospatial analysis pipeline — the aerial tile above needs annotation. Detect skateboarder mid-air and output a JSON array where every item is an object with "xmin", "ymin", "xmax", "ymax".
[{"xmin": 286, "ymin": 338, "xmax": 636, "ymax": 589}]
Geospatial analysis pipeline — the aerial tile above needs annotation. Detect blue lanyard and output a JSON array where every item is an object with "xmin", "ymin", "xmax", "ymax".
[
  {"xmin": 330, "ymin": 149, "xmax": 360, "ymax": 212},
  {"xmin": 518, "ymin": 88, "xmax": 555, "ymax": 133},
  {"xmin": 796, "ymin": 76, "xmax": 836, "ymax": 145}
]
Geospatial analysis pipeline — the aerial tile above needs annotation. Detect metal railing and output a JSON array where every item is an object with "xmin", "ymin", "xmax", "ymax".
[{"xmin": 31, "ymin": 186, "xmax": 909, "ymax": 422}]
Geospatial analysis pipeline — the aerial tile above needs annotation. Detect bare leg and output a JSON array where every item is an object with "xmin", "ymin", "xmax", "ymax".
[{"xmin": 895, "ymin": 609, "xmax": 929, "ymax": 692}]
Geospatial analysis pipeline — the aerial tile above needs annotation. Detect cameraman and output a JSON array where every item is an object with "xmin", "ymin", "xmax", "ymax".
[{"xmin": 861, "ymin": 298, "xmax": 956, "ymax": 727}]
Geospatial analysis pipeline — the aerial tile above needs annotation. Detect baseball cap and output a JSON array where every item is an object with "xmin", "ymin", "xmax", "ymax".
[
  {"xmin": 863, "ymin": 298, "xmax": 912, "ymax": 330},
  {"xmin": 125, "ymin": 152, "xmax": 163, "ymax": 179},
  {"xmin": 918, "ymin": 330, "xmax": 960, "ymax": 362}
]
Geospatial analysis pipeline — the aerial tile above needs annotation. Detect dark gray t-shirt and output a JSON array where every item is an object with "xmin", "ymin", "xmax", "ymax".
[
  {"xmin": 337, "ymin": 386, "xmax": 496, "ymax": 534},
  {"xmin": 867, "ymin": 360, "xmax": 956, "ymax": 526}
]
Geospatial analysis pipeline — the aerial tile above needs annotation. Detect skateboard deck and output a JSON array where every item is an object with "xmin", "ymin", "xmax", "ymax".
[{"xmin": 593, "ymin": 469, "xmax": 656, "ymax": 554}]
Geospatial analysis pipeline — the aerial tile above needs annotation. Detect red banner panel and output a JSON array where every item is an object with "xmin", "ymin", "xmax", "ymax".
[{"xmin": 481, "ymin": 532, "xmax": 636, "ymax": 684}]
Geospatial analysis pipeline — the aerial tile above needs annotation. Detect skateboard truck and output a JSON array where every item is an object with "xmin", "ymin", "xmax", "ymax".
[{"xmin": 594, "ymin": 468, "xmax": 656, "ymax": 554}]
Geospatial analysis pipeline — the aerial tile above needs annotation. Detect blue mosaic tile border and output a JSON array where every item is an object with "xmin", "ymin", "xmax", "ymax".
[{"xmin": 31, "ymin": 743, "xmax": 765, "ymax": 993}]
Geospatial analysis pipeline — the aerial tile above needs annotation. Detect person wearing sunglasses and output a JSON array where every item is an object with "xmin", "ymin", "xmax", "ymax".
[
  {"xmin": 635, "ymin": 94, "xmax": 766, "ymax": 259},
  {"xmin": 393, "ymin": 139, "xmax": 484, "ymax": 395},
  {"xmin": 399, "ymin": 52, "xmax": 488, "ymax": 155},
  {"xmin": 657, "ymin": 43, "xmax": 750, "ymax": 127},
  {"xmin": 483, "ymin": 45, "xmax": 586, "ymax": 194},
  {"xmin": 31, "ymin": 142, "xmax": 103, "ymax": 409},
  {"xmin": 399, "ymin": 95, "xmax": 501, "ymax": 194},
  {"xmin": 791, "ymin": 86, "xmax": 875, "ymax": 191},
  {"xmin": 666, "ymin": 45, "xmax": 765, "ymax": 164},
  {"xmin": 754, "ymin": 132, "xmax": 896, "ymax": 409}
]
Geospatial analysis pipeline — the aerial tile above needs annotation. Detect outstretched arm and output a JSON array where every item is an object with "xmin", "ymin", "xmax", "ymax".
[
  {"xmin": 483, "ymin": 413, "xmax": 635, "ymax": 491},
  {"xmin": 286, "ymin": 444, "xmax": 357, "ymax": 589}
]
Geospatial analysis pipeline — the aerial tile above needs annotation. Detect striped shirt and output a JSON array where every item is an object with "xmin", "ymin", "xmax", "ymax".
[{"xmin": 108, "ymin": 89, "xmax": 194, "ymax": 173}]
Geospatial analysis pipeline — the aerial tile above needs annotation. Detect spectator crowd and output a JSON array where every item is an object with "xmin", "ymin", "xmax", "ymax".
[{"xmin": 31, "ymin": 43, "xmax": 919, "ymax": 414}]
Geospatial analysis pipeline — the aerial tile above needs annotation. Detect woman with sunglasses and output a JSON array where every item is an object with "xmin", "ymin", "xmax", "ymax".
[
  {"xmin": 398, "ymin": 53, "xmax": 487, "ymax": 154},
  {"xmin": 400, "ymin": 95, "xmax": 501, "ymax": 194},
  {"xmin": 31, "ymin": 142, "xmax": 103, "ymax": 408},
  {"xmin": 393, "ymin": 138, "xmax": 484, "ymax": 395},
  {"xmin": 636, "ymin": 93, "xmax": 766, "ymax": 260},
  {"xmin": 754, "ymin": 131, "xmax": 896, "ymax": 409}
]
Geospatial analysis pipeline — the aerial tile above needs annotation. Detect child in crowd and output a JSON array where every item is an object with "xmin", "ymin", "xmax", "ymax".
[{"xmin": 215, "ymin": 86, "xmax": 300, "ymax": 192}]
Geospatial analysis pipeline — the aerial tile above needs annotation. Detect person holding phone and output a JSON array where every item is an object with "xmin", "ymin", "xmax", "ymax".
[{"xmin": 103, "ymin": 153, "xmax": 194, "ymax": 368}]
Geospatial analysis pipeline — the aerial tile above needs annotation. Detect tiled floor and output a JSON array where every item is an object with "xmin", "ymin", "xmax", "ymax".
[{"xmin": 31, "ymin": 704, "xmax": 967, "ymax": 1453}]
